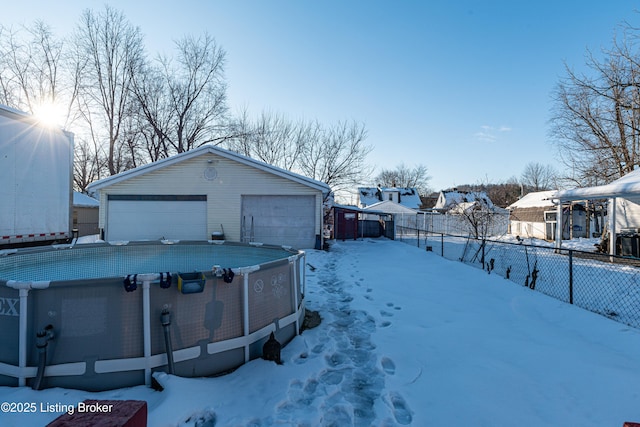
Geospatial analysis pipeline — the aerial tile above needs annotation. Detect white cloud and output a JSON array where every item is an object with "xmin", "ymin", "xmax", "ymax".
[{"xmin": 474, "ymin": 124, "xmax": 511, "ymax": 142}]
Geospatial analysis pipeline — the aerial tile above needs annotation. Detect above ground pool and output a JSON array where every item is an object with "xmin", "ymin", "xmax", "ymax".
[{"xmin": 0, "ymin": 240, "xmax": 305, "ymax": 391}]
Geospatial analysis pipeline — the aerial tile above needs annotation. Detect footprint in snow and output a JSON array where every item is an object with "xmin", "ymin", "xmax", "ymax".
[
  {"xmin": 325, "ymin": 352, "xmax": 348, "ymax": 367},
  {"xmin": 388, "ymin": 392, "xmax": 413, "ymax": 425},
  {"xmin": 294, "ymin": 352, "xmax": 308, "ymax": 364},
  {"xmin": 380, "ymin": 310, "xmax": 394, "ymax": 317},
  {"xmin": 380, "ymin": 357, "xmax": 396, "ymax": 375},
  {"xmin": 319, "ymin": 368, "xmax": 345, "ymax": 385},
  {"xmin": 386, "ymin": 302, "xmax": 401, "ymax": 311}
]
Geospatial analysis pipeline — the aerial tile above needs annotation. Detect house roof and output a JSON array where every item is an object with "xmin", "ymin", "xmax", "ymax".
[
  {"xmin": 434, "ymin": 190, "xmax": 495, "ymax": 210},
  {"xmin": 73, "ymin": 191, "xmax": 99, "ymax": 208},
  {"xmin": 87, "ymin": 145, "xmax": 332, "ymax": 194},
  {"xmin": 555, "ymin": 169, "xmax": 640, "ymax": 203},
  {"xmin": 363, "ymin": 200, "xmax": 418, "ymax": 214},
  {"xmin": 507, "ymin": 190, "xmax": 557, "ymax": 209},
  {"xmin": 358, "ymin": 187, "xmax": 421, "ymax": 209}
]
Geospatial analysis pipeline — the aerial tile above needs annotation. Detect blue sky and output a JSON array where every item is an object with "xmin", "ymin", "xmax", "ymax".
[{"xmin": 3, "ymin": 1, "xmax": 638, "ymax": 194}]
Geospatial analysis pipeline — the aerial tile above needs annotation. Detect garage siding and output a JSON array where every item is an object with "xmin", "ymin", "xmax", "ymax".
[{"xmin": 98, "ymin": 152, "xmax": 324, "ymax": 247}]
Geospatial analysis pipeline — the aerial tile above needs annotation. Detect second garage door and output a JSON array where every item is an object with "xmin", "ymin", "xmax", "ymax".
[{"xmin": 241, "ymin": 195, "xmax": 316, "ymax": 249}]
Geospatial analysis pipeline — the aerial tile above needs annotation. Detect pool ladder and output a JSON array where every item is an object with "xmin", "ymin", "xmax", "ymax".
[{"xmin": 242, "ymin": 216, "xmax": 254, "ymax": 243}]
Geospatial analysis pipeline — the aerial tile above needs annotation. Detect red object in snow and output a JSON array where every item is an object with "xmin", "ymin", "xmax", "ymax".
[
  {"xmin": 623, "ymin": 423, "xmax": 640, "ymax": 427},
  {"xmin": 47, "ymin": 400, "xmax": 147, "ymax": 427}
]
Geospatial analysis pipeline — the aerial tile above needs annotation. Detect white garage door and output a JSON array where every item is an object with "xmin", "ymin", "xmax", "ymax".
[
  {"xmin": 241, "ymin": 195, "xmax": 316, "ymax": 249},
  {"xmin": 107, "ymin": 195, "xmax": 207, "ymax": 241}
]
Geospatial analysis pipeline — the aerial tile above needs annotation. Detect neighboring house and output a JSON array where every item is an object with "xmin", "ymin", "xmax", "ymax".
[
  {"xmin": 72, "ymin": 192, "xmax": 100, "ymax": 237},
  {"xmin": 358, "ymin": 187, "xmax": 422, "ymax": 210},
  {"xmin": 433, "ymin": 189, "xmax": 496, "ymax": 212},
  {"xmin": 87, "ymin": 145, "xmax": 331, "ymax": 249},
  {"xmin": 507, "ymin": 190, "xmax": 587, "ymax": 240}
]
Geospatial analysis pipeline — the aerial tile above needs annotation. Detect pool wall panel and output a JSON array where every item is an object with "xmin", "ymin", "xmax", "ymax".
[{"xmin": 0, "ymin": 242, "xmax": 304, "ymax": 391}]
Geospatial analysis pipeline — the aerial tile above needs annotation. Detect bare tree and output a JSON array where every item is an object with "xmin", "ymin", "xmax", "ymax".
[
  {"xmin": 298, "ymin": 120, "xmax": 373, "ymax": 194},
  {"xmin": 520, "ymin": 162, "xmax": 557, "ymax": 191},
  {"xmin": 0, "ymin": 21, "xmax": 79, "ymax": 127},
  {"xmin": 551, "ymin": 22, "xmax": 640, "ymax": 185},
  {"xmin": 375, "ymin": 163, "xmax": 431, "ymax": 195},
  {"xmin": 73, "ymin": 138, "xmax": 103, "ymax": 192},
  {"xmin": 226, "ymin": 108, "xmax": 313, "ymax": 170},
  {"xmin": 453, "ymin": 200, "xmax": 498, "ymax": 240},
  {"xmin": 74, "ymin": 5, "xmax": 145, "ymax": 175},
  {"xmin": 226, "ymin": 112, "xmax": 372, "ymax": 194},
  {"xmin": 130, "ymin": 63, "xmax": 174, "ymax": 161},
  {"xmin": 157, "ymin": 33, "xmax": 228, "ymax": 153}
]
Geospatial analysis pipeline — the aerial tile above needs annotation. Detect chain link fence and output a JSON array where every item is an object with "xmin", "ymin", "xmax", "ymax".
[
  {"xmin": 394, "ymin": 211, "xmax": 510, "ymax": 237},
  {"xmin": 396, "ymin": 226, "xmax": 640, "ymax": 329}
]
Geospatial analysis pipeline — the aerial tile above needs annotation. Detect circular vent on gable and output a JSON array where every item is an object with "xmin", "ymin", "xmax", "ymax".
[{"xmin": 204, "ymin": 167, "xmax": 218, "ymax": 181}]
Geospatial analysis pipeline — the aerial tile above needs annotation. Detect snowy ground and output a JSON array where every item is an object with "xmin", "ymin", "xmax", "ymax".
[{"xmin": 2, "ymin": 238, "xmax": 640, "ymax": 426}]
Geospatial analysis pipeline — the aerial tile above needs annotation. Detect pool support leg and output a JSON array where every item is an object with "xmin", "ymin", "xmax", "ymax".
[
  {"xmin": 290, "ymin": 256, "xmax": 300, "ymax": 335},
  {"xmin": 137, "ymin": 273, "xmax": 158, "ymax": 387},
  {"xmin": 243, "ymin": 272, "xmax": 250, "ymax": 362},
  {"xmin": 18, "ymin": 288, "xmax": 28, "ymax": 387},
  {"xmin": 6, "ymin": 280, "xmax": 50, "ymax": 387}
]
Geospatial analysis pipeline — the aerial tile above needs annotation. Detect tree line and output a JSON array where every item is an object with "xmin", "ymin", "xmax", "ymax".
[
  {"xmin": 2, "ymin": 5, "xmax": 630, "ymax": 201},
  {"xmin": 551, "ymin": 18, "xmax": 640, "ymax": 186},
  {"xmin": 0, "ymin": 6, "xmax": 372, "ymax": 195}
]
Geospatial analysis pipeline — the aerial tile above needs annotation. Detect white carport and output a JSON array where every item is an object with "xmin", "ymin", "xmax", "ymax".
[{"xmin": 554, "ymin": 169, "xmax": 640, "ymax": 256}]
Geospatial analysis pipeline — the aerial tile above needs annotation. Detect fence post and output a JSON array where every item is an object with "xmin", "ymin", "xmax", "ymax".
[
  {"xmin": 441, "ymin": 233, "xmax": 444, "ymax": 256},
  {"xmin": 417, "ymin": 229, "xmax": 420, "ymax": 248},
  {"xmin": 569, "ymin": 249, "xmax": 573, "ymax": 304}
]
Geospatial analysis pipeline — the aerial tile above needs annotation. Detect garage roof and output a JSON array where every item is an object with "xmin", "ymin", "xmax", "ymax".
[{"xmin": 87, "ymin": 144, "xmax": 332, "ymax": 194}]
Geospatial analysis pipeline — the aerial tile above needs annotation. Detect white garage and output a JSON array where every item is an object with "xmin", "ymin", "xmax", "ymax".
[{"xmin": 87, "ymin": 145, "xmax": 331, "ymax": 249}]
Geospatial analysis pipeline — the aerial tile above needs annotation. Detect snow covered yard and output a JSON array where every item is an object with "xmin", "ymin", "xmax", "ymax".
[{"xmin": 1, "ymin": 238, "xmax": 640, "ymax": 426}]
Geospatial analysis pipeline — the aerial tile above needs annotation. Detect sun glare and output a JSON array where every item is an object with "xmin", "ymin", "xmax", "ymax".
[{"xmin": 33, "ymin": 102, "xmax": 65, "ymax": 128}]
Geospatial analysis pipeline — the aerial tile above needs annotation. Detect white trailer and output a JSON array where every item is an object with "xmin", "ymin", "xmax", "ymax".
[{"xmin": 0, "ymin": 105, "xmax": 74, "ymax": 246}]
